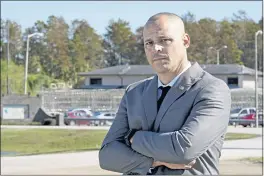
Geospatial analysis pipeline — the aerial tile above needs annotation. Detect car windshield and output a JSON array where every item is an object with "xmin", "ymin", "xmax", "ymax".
[{"xmin": 231, "ymin": 108, "xmax": 241, "ymax": 114}]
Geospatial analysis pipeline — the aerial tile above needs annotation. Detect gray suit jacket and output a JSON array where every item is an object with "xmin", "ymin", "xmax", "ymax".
[{"xmin": 99, "ymin": 62, "xmax": 231, "ymax": 175}]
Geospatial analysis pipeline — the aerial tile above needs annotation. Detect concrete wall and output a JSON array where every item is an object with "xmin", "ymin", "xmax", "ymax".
[
  {"xmin": 1, "ymin": 95, "xmax": 42, "ymax": 121},
  {"xmin": 85, "ymin": 75, "xmax": 151, "ymax": 86},
  {"xmin": 196, "ymin": 74, "xmax": 243, "ymax": 88},
  {"xmin": 242, "ymin": 75, "xmax": 263, "ymax": 89}
]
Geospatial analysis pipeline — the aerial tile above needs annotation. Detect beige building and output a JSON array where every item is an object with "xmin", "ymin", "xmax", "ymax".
[{"xmin": 78, "ymin": 64, "xmax": 263, "ymax": 89}]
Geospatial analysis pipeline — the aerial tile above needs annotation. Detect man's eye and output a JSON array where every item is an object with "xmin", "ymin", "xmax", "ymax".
[
  {"xmin": 145, "ymin": 41, "xmax": 153, "ymax": 45},
  {"xmin": 161, "ymin": 38, "xmax": 172, "ymax": 43}
]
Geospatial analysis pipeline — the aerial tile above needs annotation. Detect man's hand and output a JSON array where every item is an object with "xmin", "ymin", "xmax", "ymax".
[{"xmin": 152, "ymin": 160, "xmax": 196, "ymax": 170}]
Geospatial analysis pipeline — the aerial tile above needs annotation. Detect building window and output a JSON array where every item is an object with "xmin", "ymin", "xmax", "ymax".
[
  {"xmin": 90, "ymin": 78, "xmax": 102, "ymax": 85},
  {"xmin": 227, "ymin": 77, "xmax": 238, "ymax": 88}
]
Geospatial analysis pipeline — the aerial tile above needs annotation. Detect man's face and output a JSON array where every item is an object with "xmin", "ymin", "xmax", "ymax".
[{"xmin": 143, "ymin": 17, "xmax": 190, "ymax": 74}]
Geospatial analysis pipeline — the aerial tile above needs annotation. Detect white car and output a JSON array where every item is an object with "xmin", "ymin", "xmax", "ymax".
[{"xmin": 94, "ymin": 112, "xmax": 116, "ymax": 126}]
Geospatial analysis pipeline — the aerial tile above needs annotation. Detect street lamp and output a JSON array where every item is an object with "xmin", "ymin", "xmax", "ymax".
[
  {"xmin": 208, "ymin": 45, "xmax": 228, "ymax": 65},
  {"xmin": 24, "ymin": 32, "xmax": 44, "ymax": 95},
  {"xmin": 254, "ymin": 30, "xmax": 263, "ymax": 128}
]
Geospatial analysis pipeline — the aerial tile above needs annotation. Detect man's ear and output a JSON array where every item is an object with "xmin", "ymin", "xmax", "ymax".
[{"xmin": 182, "ymin": 33, "xmax": 190, "ymax": 48}]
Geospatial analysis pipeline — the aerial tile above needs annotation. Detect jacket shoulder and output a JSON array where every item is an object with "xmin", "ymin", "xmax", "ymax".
[{"xmin": 125, "ymin": 76, "xmax": 155, "ymax": 93}]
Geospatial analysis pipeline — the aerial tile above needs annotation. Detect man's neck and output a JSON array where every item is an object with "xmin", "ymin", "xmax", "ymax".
[{"xmin": 158, "ymin": 60, "xmax": 190, "ymax": 85}]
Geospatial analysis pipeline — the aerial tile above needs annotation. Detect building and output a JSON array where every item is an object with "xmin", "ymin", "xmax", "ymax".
[{"xmin": 77, "ymin": 64, "xmax": 263, "ymax": 89}]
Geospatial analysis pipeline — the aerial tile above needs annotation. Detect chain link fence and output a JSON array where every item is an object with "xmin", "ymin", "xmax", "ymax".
[
  {"xmin": 231, "ymin": 88, "xmax": 263, "ymax": 109},
  {"xmin": 40, "ymin": 88, "xmax": 125, "ymax": 112},
  {"xmin": 40, "ymin": 88, "xmax": 263, "ymax": 113}
]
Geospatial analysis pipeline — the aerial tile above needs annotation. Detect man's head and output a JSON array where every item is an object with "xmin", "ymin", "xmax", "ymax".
[{"xmin": 143, "ymin": 12, "xmax": 190, "ymax": 74}]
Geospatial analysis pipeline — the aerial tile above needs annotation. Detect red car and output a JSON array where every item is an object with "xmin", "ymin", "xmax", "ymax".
[
  {"xmin": 65, "ymin": 108, "xmax": 94, "ymax": 126},
  {"xmin": 238, "ymin": 113, "xmax": 263, "ymax": 127}
]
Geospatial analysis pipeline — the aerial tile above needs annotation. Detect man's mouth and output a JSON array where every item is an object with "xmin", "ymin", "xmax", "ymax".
[{"xmin": 153, "ymin": 57, "xmax": 168, "ymax": 61}]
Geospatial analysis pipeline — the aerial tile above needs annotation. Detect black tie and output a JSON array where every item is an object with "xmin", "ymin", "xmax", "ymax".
[{"xmin": 157, "ymin": 86, "xmax": 171, "ymax": 112}]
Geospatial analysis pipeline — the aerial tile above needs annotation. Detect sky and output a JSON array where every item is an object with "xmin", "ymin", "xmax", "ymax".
[{"xmin": 1, "ymin": 1, "xmax": 263, "ymax": 35}]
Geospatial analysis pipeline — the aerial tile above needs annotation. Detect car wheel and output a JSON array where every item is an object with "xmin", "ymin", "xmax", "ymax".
[
  {"xmin": 69, "ymin": 120, "xmax": 76, "ymax": 126},
  {"xmin": 242, "ymin": 125, "xmax": 247, "ymax": 127}
]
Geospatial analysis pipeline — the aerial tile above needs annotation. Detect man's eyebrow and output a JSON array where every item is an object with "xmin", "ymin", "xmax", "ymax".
[
  {"xmin": 158, "ymin": 35, "xmax": 171, "ymax": 38},
  {"xmin": 144, "ymin": 38, "xmax": 152, "ymax": 42},
  {"xmin": 144, "ymin": 35, "xmax": 172, "ymax": 41}
]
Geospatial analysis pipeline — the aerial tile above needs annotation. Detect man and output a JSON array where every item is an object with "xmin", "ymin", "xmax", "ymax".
[{"xmin": 99, "ymin": 12, "xmax": 231, "ymax": 175}]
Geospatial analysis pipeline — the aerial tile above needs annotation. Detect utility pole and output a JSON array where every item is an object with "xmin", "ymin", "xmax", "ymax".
[{"xmin": 6, "ymin": 20, "xmax": 10, "ymax": 95}]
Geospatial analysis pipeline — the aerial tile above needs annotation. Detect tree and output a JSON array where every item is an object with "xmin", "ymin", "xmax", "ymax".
[
  {"xmin": 28, "ymin": 55, "xmax": 41, "ymax": 74},
  {"xmin": 130, "ymin": 26, "xmax": 148, "ymax": 65},
  {"xmin": 103, "ymin": 19, "xmax": 137, "ymax": 66},
  {"xmin": 216, "ymin": 19, "xmax": 243, "ymax": 64},
  {"xmin": 46, "ymin": 15, "xmax": 71, "ymax": 81},
  {"xmin": 196, "ymin": 18, "xmax": 218, "ymax": 64},
  {"xmin": 231, "ymin": 10, "xmax": 262, "ymax": 68},
  {"xmin": 1, "ymin": 60, "xmax": 24, "ymax": 95},
  {"xmin": 1, "ymin": 19, "xmax": 23, "ymax": 63},
  {"xmin": 69, "ymin": 19, "xmax": 104, "ymax": 76},
  {"xmin": 181, "ymin": 12, "xmax": 205, "ymax": 63}
]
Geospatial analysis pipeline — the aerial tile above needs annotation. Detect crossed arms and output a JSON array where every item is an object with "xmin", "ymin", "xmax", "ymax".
[{"xmin": 99, "ymin": 81, "xmax": 231, "ymax": 174}]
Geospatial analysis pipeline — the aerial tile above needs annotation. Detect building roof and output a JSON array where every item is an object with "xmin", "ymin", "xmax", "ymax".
[{"xmin": 78, "ymin": 64, "xmax": 263, "ymax": 76}]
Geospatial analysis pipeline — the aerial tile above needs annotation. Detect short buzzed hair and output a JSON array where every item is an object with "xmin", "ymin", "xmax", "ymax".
[
  {"xmin": 147, "ymin": 12, "xmax": 183, "ymax": 23},
  {"xmin": 144, "ymin": 12, "xmax": 185, "ymax": 32}
]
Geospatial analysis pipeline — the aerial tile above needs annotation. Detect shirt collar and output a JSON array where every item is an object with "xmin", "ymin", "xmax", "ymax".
[{"xmin": 158, "ymin": 62, "xmax": 191, "ymax": 88}]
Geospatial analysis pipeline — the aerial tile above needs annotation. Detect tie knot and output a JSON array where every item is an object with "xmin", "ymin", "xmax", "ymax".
[{"xmin": 159, "ymin": 86, "xmax": 171, "ymax": 92}]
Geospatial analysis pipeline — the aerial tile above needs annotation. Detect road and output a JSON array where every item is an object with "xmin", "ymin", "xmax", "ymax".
[{"xmin": 1, "ymin": 147, "xmax": 262, "ymax": 175}]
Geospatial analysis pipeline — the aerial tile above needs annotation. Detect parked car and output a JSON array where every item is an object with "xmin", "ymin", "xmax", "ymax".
[
  {"xmin": 94, "ymin": 111, "xmax": 116, "ymax": 126},
  {"xmin": 64, "ymin": 108, "xmax": 94, "ymax": 126},
  {"xmin": 239, "ymin": 112, "xmax": 263, "ymax": 127},
  {"xmin": 230, "ymin": 107, "xmax": 256, "ymax": 118},
  {"xmin": 230, "ymin": 111, "xmax": 263, "ymax": 127},
  {"xmin": 229, "ymin": 107, "xmax": 256, "ymax": 125}
]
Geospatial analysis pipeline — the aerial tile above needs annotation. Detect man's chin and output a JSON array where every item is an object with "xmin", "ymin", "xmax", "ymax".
[{"xmin": 153, "ymin": 64, "xmax": 170, "ymax": 74}]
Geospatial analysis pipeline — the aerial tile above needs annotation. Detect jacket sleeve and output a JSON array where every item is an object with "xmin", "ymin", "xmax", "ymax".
[
  {"xmin": 131, "ymin": 80, "xmax": 231, "ymax": 164},
  {"xmin": 99, "ymin": 89, "xmax": 154, "ymax": 174}
]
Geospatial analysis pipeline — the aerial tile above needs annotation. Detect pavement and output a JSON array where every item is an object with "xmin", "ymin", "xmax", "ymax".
[{"xmin": 1, "ymin": 125, "xmax": 263, "ymax": 175}]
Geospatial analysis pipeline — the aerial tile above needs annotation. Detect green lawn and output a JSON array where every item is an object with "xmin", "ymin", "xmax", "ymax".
[
  {"xmin": 224, "ymin": 133, "xmax": 259, "ymax": 141},
  {"xmin": 1, "ymin": 129, "xmax": 107, "ymax": 155},
  {"xmin": 1, "ymin": 129, "xmax": 260, "ymax": 156},
  {"xmin": 243, "ymin": 157, "xmax": 263, "ymax": 164}
]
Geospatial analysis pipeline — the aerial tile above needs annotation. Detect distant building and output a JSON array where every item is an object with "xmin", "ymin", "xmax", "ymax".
[{"xmin": 77, "ymin": 64, "xmax": 263, "ymax": 89}]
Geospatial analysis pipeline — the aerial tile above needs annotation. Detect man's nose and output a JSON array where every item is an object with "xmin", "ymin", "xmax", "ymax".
[{"xmin": 154, "ymin": 44, "xmax": 163, "ymax": 52}]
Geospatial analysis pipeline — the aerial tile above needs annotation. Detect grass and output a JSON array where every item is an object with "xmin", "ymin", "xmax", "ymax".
[
  {"xmin": 243, "ymin": 157, "xmax": 263, "ymax": 164},
  {"xmin": 224, "ymin": 133, "xmax": 259, "ymax": 141},
  {"xmin": 1, "ymin": 129, "xmax": 260, "ymax": 156},
  {"xmin": 1, "ymin": 129, "xmax": 107, "ymax": 155}
]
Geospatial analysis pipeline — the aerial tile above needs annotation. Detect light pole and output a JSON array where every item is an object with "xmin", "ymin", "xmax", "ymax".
[
  {"xmin": 208, "ymin": 45, "xmax": 227, "ymax": 65},
  {"xmin": 24, "ymin": 32, "xmax": 44, "ymax": 95},
  {"xmin": 255, "ymin": 30, "xmax": 263, "ymax": 128}
]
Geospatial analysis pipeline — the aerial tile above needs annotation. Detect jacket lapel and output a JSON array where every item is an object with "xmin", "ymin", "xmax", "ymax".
[
  {"xmin": 142, "ymin": 76, "xmax": 158, "ymax": 130},
  {"xmin": 153, "ymin": 62, "xmax": 204, "ymax": 131}
]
